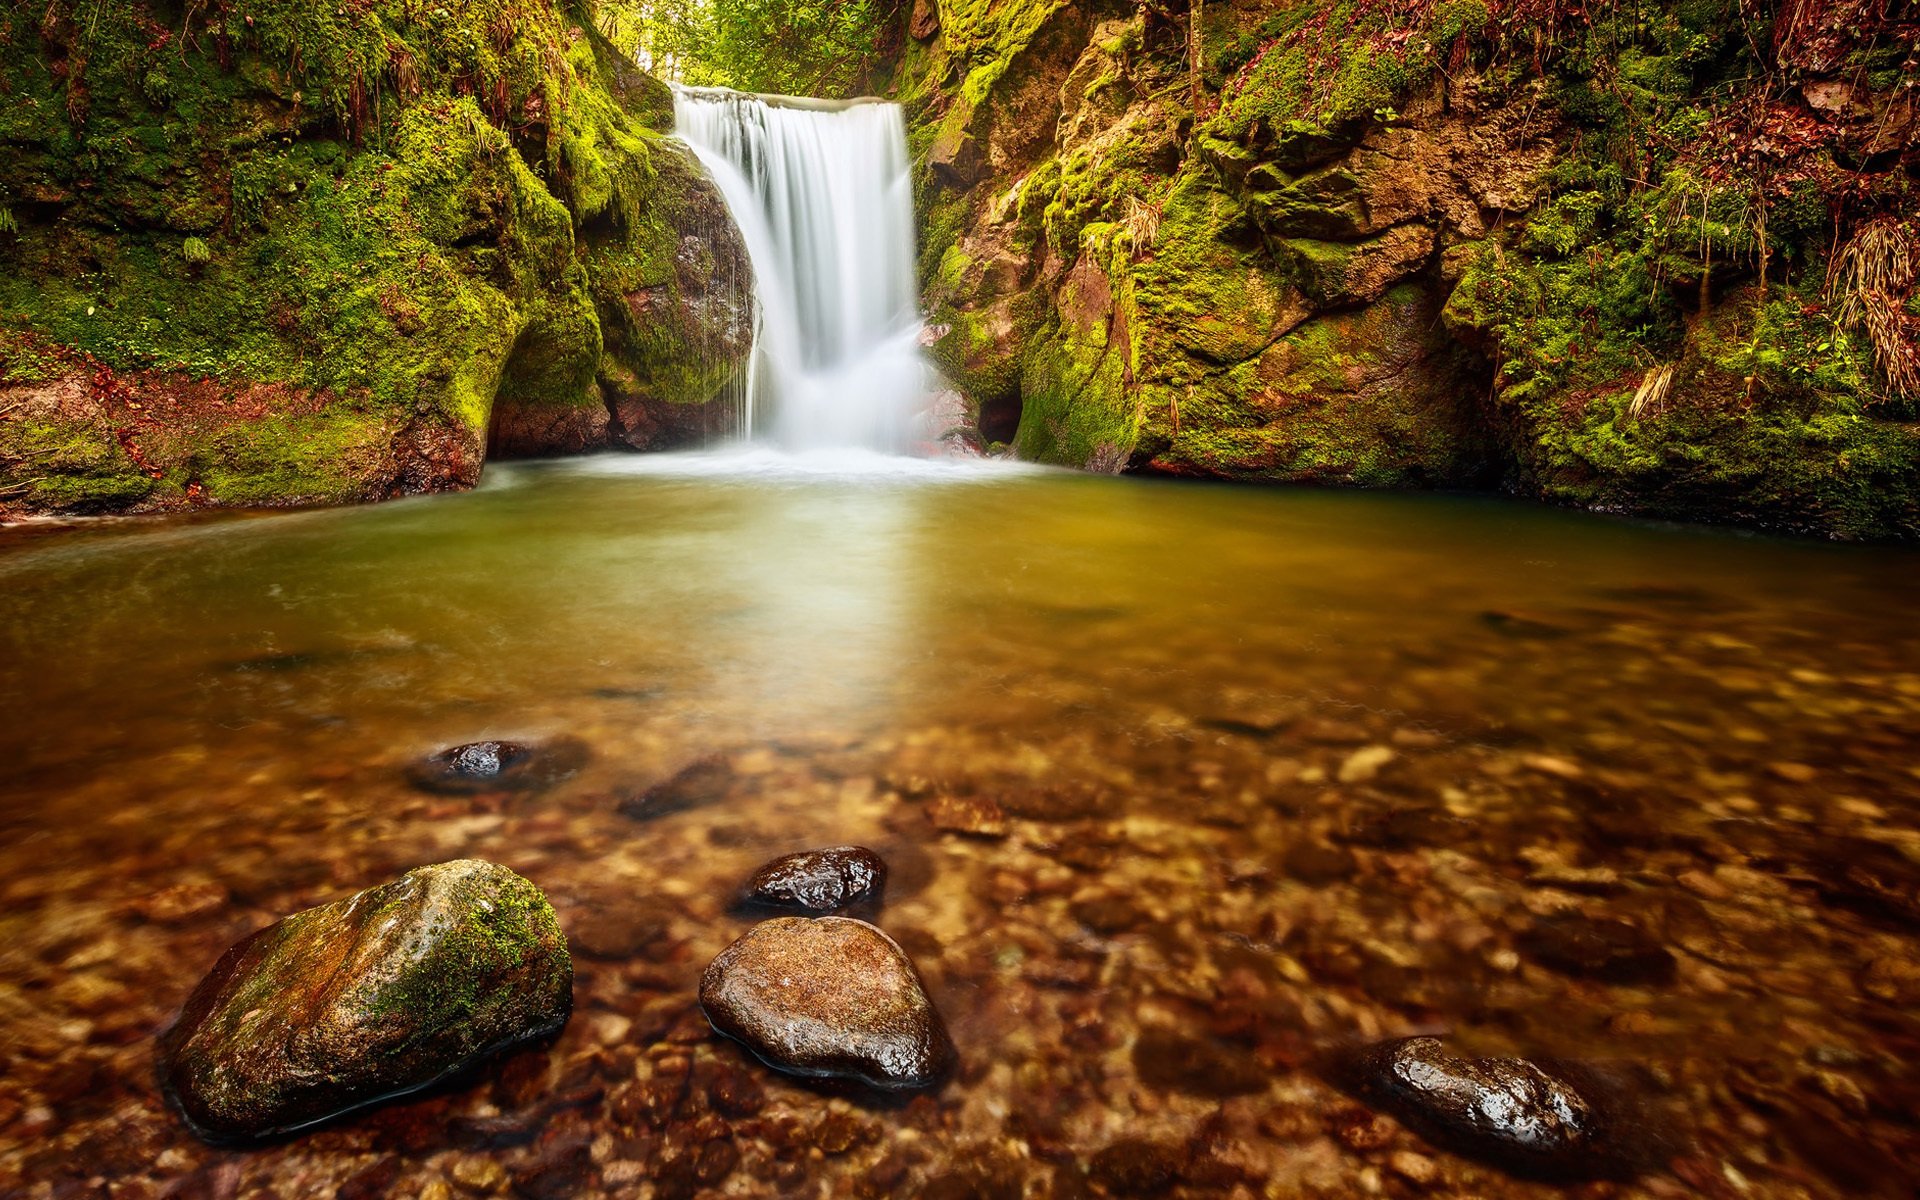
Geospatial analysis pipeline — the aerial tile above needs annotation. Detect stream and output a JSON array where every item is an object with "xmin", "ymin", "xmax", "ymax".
[{"xmin": 3, "ymin": 453, "xmax": 1919, "ymax": 1196}]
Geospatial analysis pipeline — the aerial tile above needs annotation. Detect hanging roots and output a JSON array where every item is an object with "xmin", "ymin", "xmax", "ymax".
[
  {"xmin": 1829, "ymin": 217, "xmax": 1919, "ymax": 401},
  {"xmin": 1119, "ymin": 195, "xmax": 1162, "ymax": 257},
  {"xmin": 1628, "ymin": 363, "xmax": 1675, "ymax": 421}
]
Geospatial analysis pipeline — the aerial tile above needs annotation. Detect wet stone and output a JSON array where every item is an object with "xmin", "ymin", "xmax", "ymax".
[
  {"xmin": 699, "ymin": 916, "xmax": 955, "ymax": 1090},
  {"xmin": 1087, "ymin": 1138, "xmax": 1186, "ymax": 1196},
  {"xmin": 158, "ymin": 859, "xmax": 573, "ymax": 1143},
  {"xmin": 926, "ymin": 792, "xmax": 1008, "ymax": 837},
  {"xmin": 1347, "ymin": 1037, "xmax": 1615, "ymax": 1178},
  {"xmin": 1797, "ymin": 835, "xmax": 1920, "ymax": 929},
  {"xmin": 996, "ymin": 783, "xmax": 1111, "ymax": 821},
  {"xmin": 617, "ymin": 755, "xmax": 738, "ymax": 821},
  {"xmin": 408, "ymin": 739, "xmax": 587, "ymax": 795},
  {"xmin": 743, "ymin": 845, "xmax": 887, "ymax": 913},
  {"xmin": 1516, "ymin": 914, "xmax": 1676, "ymax": 984},
  {"xmin": 1131, "ymin": 1026, "xmax": 1270, "ymax": 1097}
]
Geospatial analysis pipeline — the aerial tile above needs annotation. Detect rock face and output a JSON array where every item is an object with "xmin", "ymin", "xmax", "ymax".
[
  {"xmin": 1347, "ymin": 1037, "xmax": 1614, "ymax": 1178},
  {"xmin": 700, "ymin": 917, "xmax": 954, "ymax": 1090},
  {"xmin": 898, "ymin": 0, "xmax": 1920, "ymax": 539},
  {"xmin": 0, "ymin": 1, "xmax": 751, "ymax": 518},
  {"xmin": 158, "ymin": 860, "xmax": 572, "ymax": 1143},
  {"xmin": 744, "ymin": 847, "xmax": 888, "ymax": 912}
]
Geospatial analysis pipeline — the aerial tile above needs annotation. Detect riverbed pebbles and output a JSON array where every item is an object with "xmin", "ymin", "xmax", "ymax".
[{"xmin": 5, "ymin": 523, "xmax": 1920, "ymax": 1198}]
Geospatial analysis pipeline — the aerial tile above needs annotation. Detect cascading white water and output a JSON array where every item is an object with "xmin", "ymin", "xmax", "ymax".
[{"xmin": 673, "ymin": 86, "xmax": 927, "ymax": 452}]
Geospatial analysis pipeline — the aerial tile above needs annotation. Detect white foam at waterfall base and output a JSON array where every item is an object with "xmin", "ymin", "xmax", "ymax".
[{"xmin": 673, "ymin": 86, "xmax": 931, "ymax": 453}]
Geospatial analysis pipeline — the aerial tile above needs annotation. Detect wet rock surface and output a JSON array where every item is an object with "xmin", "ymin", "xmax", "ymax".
[
  {"xmin": 699, "ymin": 917, "xmax": 954, "ymax": 1091},
  {"xmin": 408, "ymin": 739, "xmax": 587, "ymax": 795},
  {"xmin": 1346, "ymin": 1037, "xmax": 1615, "ymax": 1178},
  {"xmin": 157, "ymin": 860, "xmax": 573, "ymax": 1142},
  {"xmin": 743, "ymin": 846, "xmax": 887, "ymax": 913}
]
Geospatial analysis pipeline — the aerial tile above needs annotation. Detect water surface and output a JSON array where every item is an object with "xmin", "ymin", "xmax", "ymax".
[{"xmin": 4, "ymin": 454, "xmax": 1919, "ymax": 1197}]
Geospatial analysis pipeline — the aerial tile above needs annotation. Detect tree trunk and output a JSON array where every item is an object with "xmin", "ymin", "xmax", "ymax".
[{"xmin": 1188, "ymin": 0, "xmax": 1204, "ymax": 122}]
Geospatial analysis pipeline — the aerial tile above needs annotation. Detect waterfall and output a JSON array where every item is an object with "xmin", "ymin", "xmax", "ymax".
[{"xmin": 673, "ymin": 86, "xmax": 927, "ymax": 452}]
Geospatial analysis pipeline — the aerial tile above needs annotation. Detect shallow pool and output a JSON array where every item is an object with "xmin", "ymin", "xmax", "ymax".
[{"xmin": 3, "ymin": 452, "xmax": 1918, "ymax": 1197}]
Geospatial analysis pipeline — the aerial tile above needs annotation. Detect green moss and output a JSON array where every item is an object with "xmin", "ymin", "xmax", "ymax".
[
  {"xmin": 0, "ymin": 418, "xmax": 158, "ymax": 512},
  {"xmin": 1132, "ymin": 170, "xmax": 1290, "ymax": 366},
  {"xmin": 351, "ymin": 863, "xmax": 568, "ymax": 1038},
  {"xmin": 1014, "ymin": 226, "xmax": 1141, "ymax": 468},
  {"xmin": 1147, "ymin": 283, "xmax": 1493, "ymax": 487},
  {"xmin": 0, "ymin": 0, "xmax": 737, "ymax": 511}
]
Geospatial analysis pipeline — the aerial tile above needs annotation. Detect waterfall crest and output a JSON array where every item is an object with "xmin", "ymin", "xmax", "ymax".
[{"xmin": 673, "ymin": 86, "xmax": 927, "ymax": 453}]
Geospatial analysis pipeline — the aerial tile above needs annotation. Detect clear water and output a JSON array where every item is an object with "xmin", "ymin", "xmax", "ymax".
[{"xmin": 3, "ymin": 457, "xmax": 1920, "ymax": 1197}]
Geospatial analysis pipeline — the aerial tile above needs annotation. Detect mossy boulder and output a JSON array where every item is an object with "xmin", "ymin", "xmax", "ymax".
[
  {"xmin": 0, "ymin": 0, "xmax": 751, "ymax": 516},
  {"xmin": 158, "ymin": 859, "xmax": 572, "ymax": 1143}
]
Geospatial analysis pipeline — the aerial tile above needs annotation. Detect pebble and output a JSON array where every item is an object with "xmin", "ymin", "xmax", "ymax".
[
  {"xmin": 925, "ymin": 793, "xmax": 1008, "ymax": 837},
  {"xmin": 1338, "ymin": 745, "xmax": 1396, "ymax": 784}
]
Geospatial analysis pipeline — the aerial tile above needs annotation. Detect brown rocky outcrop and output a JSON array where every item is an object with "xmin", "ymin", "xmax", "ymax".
[{"xmin": 894, "ymin": 0, "xmax": 1920, "ymax": 538}]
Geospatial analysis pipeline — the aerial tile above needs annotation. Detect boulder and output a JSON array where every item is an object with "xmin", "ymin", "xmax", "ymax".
[
  {"xmin": 700, "ymin": 916, "xmax": 953, "ymax": 1090},
  {"xmin": 158, "ymin": 859, "xmax": 572, "ymax": 1142},
  {"xmin": 744, "ymin": 846, "xmax": 888, "ymax": 912}
]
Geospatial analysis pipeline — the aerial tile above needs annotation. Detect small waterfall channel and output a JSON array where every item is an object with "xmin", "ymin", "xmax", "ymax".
[{"xmin": 673, "ymin": 86, "xmax": 928, "ymax": 453}]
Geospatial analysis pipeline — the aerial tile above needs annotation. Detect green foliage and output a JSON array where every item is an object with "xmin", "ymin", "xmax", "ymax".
[
  {"xmin": 181, "ymin": 236, "xmax": 211, "ymax": 263},
  {"xmin": 595, "ymin": 0, "xmax": 893, "ymax": 97}
]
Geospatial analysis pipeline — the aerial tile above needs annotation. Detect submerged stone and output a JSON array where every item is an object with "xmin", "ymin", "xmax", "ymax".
[
  {"xmin": 699, "ymin": 916, "xmax": 953, "ymax": 1090},
  {"xmin": 925, "ymin": 792, "xmax": 1007, "ymax": 837},
  {"xmin": 1347, "ymin": 1037, "xmax": 1614, "ymax": 1178},
  {"xmin": 408, "ymin": 739, "xmax": 587, "ymax": 795},
  {"xmin": 744, "ymin": 846, "xmax": 887, "ymax": 912},
  {"xmin": 158, "ymin": 859, "xmax": 572, "ymax": 1143},
  {"xmin": 1131, "ymin": 1026, "xmax": 1269, "ymax": 1097},
  {"xmin": 1516, "ymin": 914, "xmax": 1675, "ymax": 984},
  {"xmin": 617, "ymin": 754, "xmax": 737, "ymax": 820}
]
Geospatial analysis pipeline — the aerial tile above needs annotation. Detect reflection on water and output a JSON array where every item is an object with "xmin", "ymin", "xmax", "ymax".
[{"xmin": 3, "ymin": 456, "xmax": 1920, "ymax": 1197}]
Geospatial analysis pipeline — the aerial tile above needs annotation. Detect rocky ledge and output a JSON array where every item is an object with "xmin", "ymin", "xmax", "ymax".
[{"xmin": 158, "ymin": 859, "xmax": 572, "ymax": 1143}]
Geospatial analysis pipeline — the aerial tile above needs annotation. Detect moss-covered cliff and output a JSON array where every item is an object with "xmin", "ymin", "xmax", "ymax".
[
  {"xmin": 0, "ymin": 0, "xmax": 750, "ymax": 516},
  {"xmin": 898, "ymin": 0, "xmax": 1920, "ymax": 539}
]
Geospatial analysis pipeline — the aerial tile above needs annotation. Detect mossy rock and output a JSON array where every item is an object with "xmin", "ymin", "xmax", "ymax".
[
  {"xmin": 0, "ymin": 0, "xmax": 750, "ymax": 512},
  {"xmin": 158, "ymin": 859, "xmax": 572, "ymax": 1144}
]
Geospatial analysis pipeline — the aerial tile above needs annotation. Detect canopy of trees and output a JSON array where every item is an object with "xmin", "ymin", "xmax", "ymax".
[{"xmin": 597, "ymin": 0, "xmax": 900, "ymax": 98}]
